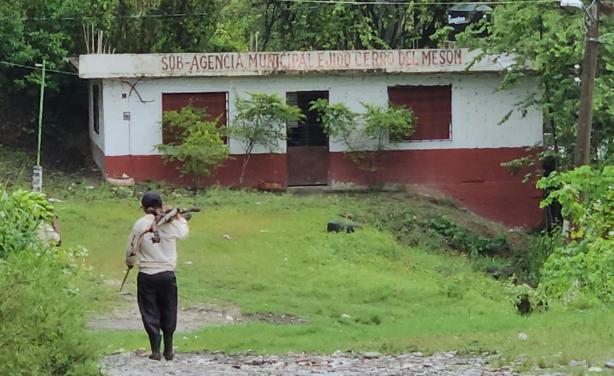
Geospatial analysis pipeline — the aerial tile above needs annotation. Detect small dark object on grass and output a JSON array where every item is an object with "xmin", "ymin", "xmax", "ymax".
[
  {"xmin": 516, "ymin": 294, "xmax": 548, "ymax": 316},
  {"xmin": 327, "ymin": 221, "xmax": 361, "ymax": 233}
]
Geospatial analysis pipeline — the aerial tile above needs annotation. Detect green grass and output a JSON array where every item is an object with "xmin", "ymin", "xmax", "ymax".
[{"xmin": 54, "ymin": 189, "xmax": 614, "ymax": 371}]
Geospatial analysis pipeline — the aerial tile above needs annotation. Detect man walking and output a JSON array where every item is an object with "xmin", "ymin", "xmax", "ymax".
[{"xmin": 126, "ymin": 191, "xmax": 189, "ymax": 361}]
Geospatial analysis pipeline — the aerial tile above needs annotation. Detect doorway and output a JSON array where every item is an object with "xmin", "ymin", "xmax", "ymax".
[{"xmin": 286, "ymin": 91, "xmax": 329, "ymax": 186}]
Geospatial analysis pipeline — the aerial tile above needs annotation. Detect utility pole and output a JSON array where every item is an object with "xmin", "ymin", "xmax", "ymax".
[
  {"xmin": 32, "ymin": 59, "xmax": 46, "ymax": 192},
  {"xmin": 574, "ymin": 2, "xmax": 600, "ymax": 167}
]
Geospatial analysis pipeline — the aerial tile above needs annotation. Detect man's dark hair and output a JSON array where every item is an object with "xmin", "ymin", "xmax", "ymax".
[{"xmin": 141, "ymin": 191, "xmax": 163, "ymax": 209}]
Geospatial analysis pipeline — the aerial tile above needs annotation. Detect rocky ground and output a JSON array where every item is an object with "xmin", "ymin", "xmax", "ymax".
[{"xmin": 102, "ymin": 351, "xmax": 542, "ymax": 376}]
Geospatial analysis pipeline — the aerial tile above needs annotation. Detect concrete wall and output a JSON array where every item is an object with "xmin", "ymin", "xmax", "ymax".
[
  {"xmin": 99, "ymin": 73, "xmax": 542, "ymax": 157},
  {"xmin": 96, "ymin": 72, "xmax": 544, "ymax": 228}
]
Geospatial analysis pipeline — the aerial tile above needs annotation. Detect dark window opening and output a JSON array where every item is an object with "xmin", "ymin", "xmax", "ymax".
[
  {"xmin": 286, "ymin": 91, "xmax": 329, "ymax": 147},
  {"xmin": 92, "ymin": 84, "xmax": 100, "ymax": 135},
  {"xmin": 388, "ymin": 85, "xmax": 452, "ymax": 141},
  {"xmin": 161, "ymin": 92, "xmax": 228, "ymax": 144}
]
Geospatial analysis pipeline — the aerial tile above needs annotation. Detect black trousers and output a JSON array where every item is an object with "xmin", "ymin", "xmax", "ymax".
[{"xmin": 137, "ymin": 271, "xmax": 177, "ymax": 354}]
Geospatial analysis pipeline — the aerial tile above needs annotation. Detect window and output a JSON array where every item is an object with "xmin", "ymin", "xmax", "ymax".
[
  {"xmin": 92, "ymin": 84, "xmax": 101, "ymax": 134},
  {"xmin": 161, "ymin": 92, "xmax": 228, "ymax": 144},
  {"xmin": 286, "ymin": 91, "xmax": 329, "ymax": 147},
  {"xmin": 387, "ymin": 85, "xmax": 452, "ymax": 141}
]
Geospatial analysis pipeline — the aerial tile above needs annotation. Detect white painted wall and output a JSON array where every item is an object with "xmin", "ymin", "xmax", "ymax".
[{"xmin": 98, "ymin": 73, "xmax": 542, "ymax": 157}]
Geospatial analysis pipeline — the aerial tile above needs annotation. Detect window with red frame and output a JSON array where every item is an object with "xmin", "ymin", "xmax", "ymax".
[
  {"xmin": 387, "ymin": 85, "xmax": 451, "ymax": 141},
  {"xmin": 161, "ymin": 92, "xmax": 228, "ymax": 144}
]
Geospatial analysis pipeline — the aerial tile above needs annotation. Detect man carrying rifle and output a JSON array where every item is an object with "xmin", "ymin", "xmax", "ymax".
[{"xmin": 125, "ymin": 191, "xmax": 189, "ymax": 361}]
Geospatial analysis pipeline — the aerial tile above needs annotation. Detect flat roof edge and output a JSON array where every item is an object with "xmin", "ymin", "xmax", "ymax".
[{"xmin": 79, "ymin": 49, "xmax": 524, "ymax": 79}]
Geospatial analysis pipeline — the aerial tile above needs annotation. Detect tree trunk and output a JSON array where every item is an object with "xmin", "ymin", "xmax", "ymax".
[{"xmin": 239, "ymin": 144, "xmax": 254, "ymax": 186}]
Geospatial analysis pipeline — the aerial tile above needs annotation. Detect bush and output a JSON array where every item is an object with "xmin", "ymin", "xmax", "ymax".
[
  {"xmin": 0, "ymin": 190, "xmax": 54, "ymax": 257},
  {"xmin": 157, "ymin": 107, "xmax": 229, "ymax": 181},
  {"xmin": 310, "ymin": 100, "xmax": 414, "ymax": 175},
  {"xmin": 0, "ymin": 190, "xmax": 98, "ymax": 375},
  {"xmin": 540, "ymin": 238, "xmax": 613, "ymax": 304},
  {"xmin": 514, "ymin": 232, "xmax": 563, "ymax": 286},
  {"xmin": 0, "ymin": 249, "xmax": 98, "ymax": 375},
  {"xmin": 429, "ymin": 216, "xmax": 509, "ymax": 258},
  {"xmin": 537, "ymin": 166, "xmax": 614, "ymax": 304}
]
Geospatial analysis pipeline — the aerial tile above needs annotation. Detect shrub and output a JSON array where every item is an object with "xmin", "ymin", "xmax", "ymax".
[
  {"xmin": 537, "ymin": 166, "xmax": 614, "ymax": 304},
  {"xmin": 0, "ymin": 189, "xmax": 55, "ymax": 257},
  {"xmin": 512, "ymin": 232, "xmax": 564, "ymax": 286},
  {"xmin": 157, "ymin": 107, "xmax": 229, "ymax": 182},
  {"xmin": 429, "ymin": 216, "xmax": 509, "ymax": 258},
  {"xmin": 0, "ymin": 189, "xmax": 98, "ymax": 375},
  {"xmin": 504, "ymin": 279, "xmax": 549, "ymax": 315},
  {"xmin": 310, "ymin": 100, "xmax": 414, "ymax": 175},
  {"xmin": 0, "ymin": 248, "xmax": 98, "ymax": 375}
]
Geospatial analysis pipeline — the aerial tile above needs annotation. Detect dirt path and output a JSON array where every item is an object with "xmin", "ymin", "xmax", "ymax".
[
  {"xmin": 87, "ymin": 300, "xmax": 241, "ymax": 332},
  {"xmin": 101, "ymin": 351, "xmax": 541, "ymax": 376},
  {"xmin": 88, "ymin": 284, "xmax": 304, "ymax": 333}
]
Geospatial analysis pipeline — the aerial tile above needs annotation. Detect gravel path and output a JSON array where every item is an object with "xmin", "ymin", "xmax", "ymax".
[{"xmin": 101, "ymin": 351, "xmax": 530, "ymax": 376}]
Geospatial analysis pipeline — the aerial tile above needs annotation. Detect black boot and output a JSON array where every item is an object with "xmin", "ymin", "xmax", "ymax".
[
  {"xmin": 163, "ymin": 332, "xmax": 174, "ymax": 361},
  {"xmin": 148, "ymin": 332, "xmax": 162, "ymax": 361}
]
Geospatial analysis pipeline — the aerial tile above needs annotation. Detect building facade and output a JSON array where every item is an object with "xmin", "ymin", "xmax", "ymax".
[{"xmin": 79, "ymin": 49, "xmax": 543, "ymax": 228}]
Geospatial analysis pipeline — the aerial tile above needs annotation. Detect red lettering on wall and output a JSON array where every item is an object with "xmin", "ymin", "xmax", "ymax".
[{"xmin": 455, "ymin": 49, "xmax": 462, "ymax": 64}]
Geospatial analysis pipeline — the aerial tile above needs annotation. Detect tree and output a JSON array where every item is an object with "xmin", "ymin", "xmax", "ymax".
[
  {"xmin": 239, "ymin": 0, "xmax": 451, "ymax": 51},
  {"xmin": 537, "ymin": 165, "xmax": 614, "ymax": 304},
  {"xmin": 0, "ymin": 0, "xmax": 229, "ymax": 164},
  {"xmin": 227, "ymin": 93, "xmax": 303, "ymax": 186},
  {"xmin": 361, "ymin": 103, "xmax": 415, "ymax": 173},
  {"xmin": 456, "ymin": 2, "xmax": 614, "ymax": 169},
  {"xmin": 157, "ymin": 107, "xmax": 229, "ymax": 183},
  {"xmin": 109, "ymin": 0, "xmax": 224, "ymax": 53}
]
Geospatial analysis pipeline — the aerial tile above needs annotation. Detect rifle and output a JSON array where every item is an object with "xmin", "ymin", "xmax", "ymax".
[{"xmin": 119, "ymin": 207, "xmax": 201, "ymax": 292}]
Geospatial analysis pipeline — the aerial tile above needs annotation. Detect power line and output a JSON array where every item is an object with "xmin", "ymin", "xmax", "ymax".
[
  {"xmin": 273, "ymin": 0, "xmax": 557, "ymax": 4},
  {"xmin": 0, "ymin": 11, "xmax": 213, "ymax": 22},
  {"xmin": 0, "ymin": 61, "xmax": 78, "ymax": 76}
]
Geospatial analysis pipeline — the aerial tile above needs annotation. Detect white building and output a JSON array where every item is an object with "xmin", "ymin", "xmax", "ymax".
[{"xmin": 78, "ymin": 48, "xmax": 543, "ymax": 227}]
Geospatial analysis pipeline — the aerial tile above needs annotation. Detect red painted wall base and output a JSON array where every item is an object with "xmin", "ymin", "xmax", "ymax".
[
  {"xmin": 329, "ymin": 148, "xmax": 543, "ymax": 229},
  {"xmin": 104, "ymin": 147, "xmax": 542, "ymax": 228},
  {"xmin": 105, "ymin": 154, "xmax": 288, "ymax": 188}
]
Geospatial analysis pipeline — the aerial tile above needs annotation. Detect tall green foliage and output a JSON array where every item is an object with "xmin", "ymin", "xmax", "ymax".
[
  {"xmin": 227, "ymin": 93, "xmax": 303, "ymax": 186},
  {"xmin": 0, "ymin": 0, "xmax": 225, "ymax": 157},
  {"xmin": 110, "ymin": 0, "xmax": 224, "ymax": 53},
  {"xmin": 457, "ymin": 3, "xmax": 614, "ymax": 168},
  {"xmin": 537, "ymin": 166, "xmax": 614, "ymax": 304},
  {"xmin": 0, "ymin": 190, "xmax": 54, "ymax": 257},
  {"xmin": 0, "ymin": 189, "xmax": 98, "ymax": 375},
  {"xmin": 234, "ymin": 0, "xmax": 451, "ymax": 50},
  {"xmin": 157, "ymin": 107, "xmax": 229, "ymax": 182}
]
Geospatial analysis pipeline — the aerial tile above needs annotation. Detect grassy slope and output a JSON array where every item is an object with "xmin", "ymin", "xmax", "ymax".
[{"xmin": 55, "ymin": 189, "xmax": 614, "ymax": 370}]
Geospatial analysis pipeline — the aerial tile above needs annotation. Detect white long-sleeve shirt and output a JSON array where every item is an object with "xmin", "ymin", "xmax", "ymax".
[{"xmin": 125, "ymin": 213, "xmax": 189, "ymax": 275}]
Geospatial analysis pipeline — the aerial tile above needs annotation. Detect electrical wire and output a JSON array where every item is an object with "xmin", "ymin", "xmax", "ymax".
[
  {"xmin": 0, "ymin": 61, "xmax": 78, "ymax": 76},
  {"xmin": 272, "ymin": 0, "xmax": 558, "ymax": 5},
  {"xmin": 0, "ymin": 0, "xmax": 560, "ymax": 21},
  {"xmin": 0, "ymin": 11, "xmax": 213, "ymax": 22}
]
